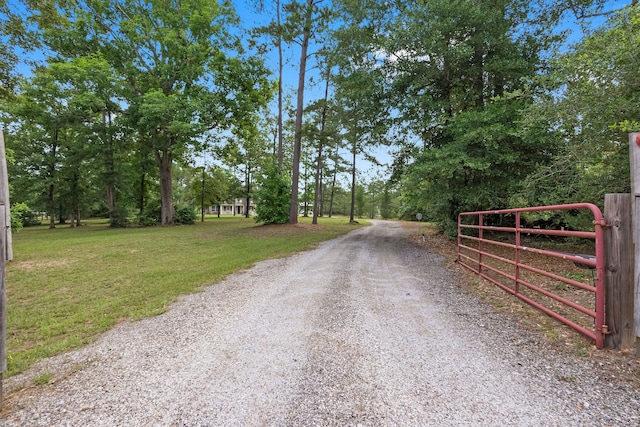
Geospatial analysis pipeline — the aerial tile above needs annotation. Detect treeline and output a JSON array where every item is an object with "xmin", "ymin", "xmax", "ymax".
[
  {"xmin": 0, "ymin": 0, "xmax": 402, "ymax": 227},
  {"xmin": 331, "ymin": 0, "xmax": 640, "ymax": 235},
  {"xmin": 1, "ymin": 1, "xmax": 638, "ymax": 231},
  {"xmin": 1, "ymin": 0, "xmax": 275, "ymax": 227}
]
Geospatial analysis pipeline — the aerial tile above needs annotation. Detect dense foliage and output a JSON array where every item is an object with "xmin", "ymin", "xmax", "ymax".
[
  {"xmin": 332, "ymin": 0, "xmax": 639, "ymax": 234},
  {"xmin": 0, "ymin": 0, "xmax": 638, "ymax": 231},
  {"xmin": 254, "ymin": 164, "xmax": 291, "ymax": 224},
  {"xmin": 2, "ymin": 0, "xmax": 273, "ymax": 227}
]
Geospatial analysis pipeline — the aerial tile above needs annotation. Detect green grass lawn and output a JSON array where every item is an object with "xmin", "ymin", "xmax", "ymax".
[{"xmin": 5, "ymin": 215, "xmax": 365, "ymax": 377}]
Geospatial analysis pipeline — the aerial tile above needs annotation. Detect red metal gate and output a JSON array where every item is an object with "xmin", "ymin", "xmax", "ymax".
[{"xmin": 457, "ymin": 204, "xmax": 607, "ymax": 349}]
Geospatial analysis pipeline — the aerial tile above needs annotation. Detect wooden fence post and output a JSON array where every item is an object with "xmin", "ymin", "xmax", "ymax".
[
  {"xmin": 604, "ymin": 194, "xmax": 635, "ymax": 349},
  {"xmin": 629, "ymin": 132, "xmax": 640, "ymax": 353},
  {"xmin": 0, "ymin": 128, "xmax": 11, "ymax": 263},
  {"xmin": 0, "ymin": 204, "xmax": 5, "ymax": 408},
  {"xmin": 0, "ymin": 127, "xmax": 7, "ymax": 407}
]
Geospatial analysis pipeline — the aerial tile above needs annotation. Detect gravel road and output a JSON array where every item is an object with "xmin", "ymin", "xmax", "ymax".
[{"xmin": 2, "ymin": 220, "xmax": 639, "ymax": 426}]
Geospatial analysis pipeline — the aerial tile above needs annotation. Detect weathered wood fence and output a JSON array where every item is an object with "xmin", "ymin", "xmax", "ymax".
[
  {"xmin": 603, "ymin": 194, "xmax": 635, "ymax": 349},
  {"xmin": 0, "ymin": 127, "xmax": 10, "ymax": 407},
  {"xmin": 629, "ymin": 132, "xmax": 640, "ymax": 353}
]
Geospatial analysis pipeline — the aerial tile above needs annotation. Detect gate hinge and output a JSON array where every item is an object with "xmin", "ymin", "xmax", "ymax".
[
  {"xmin": 593, "ymin": 219, "xmax": 611, "ymax": 228},
  {"xmin": 601, "ymin": 325, "xmax": 611, "ymax": 335}
]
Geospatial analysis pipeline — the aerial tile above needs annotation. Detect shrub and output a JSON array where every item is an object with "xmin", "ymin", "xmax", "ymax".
[
  {"xmin": 10, "ymin": 207, "xmax": 23, "ymax": 232},
  {"xmin": 174, "ymin": 206, "xmax": 196, "ymax": 224},
  {"xmin": 137, "ymin": 202, "xmax": 161, "ymax": 226},
  {"xmin": 11, "ymin": 202, "xmax": 41, "ymax": 230},
  {"xmin": 110, "ymin": 207, "xmax": 131, "ymax": 228},
  {"xmin": 136, "ymin": 213, "xmax": 158, "ymax": 227},
  {"xmin": 136, "ymin": 203, "xmax": 195, "ymax": 226},
  {"xmin": 255, "ymin": 165, "xmax": 290, "ymax": 225}
]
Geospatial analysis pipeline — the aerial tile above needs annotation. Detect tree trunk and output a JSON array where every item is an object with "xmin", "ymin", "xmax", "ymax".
[
  {"xmin": 106, "ymin": 172, "xmax": 115, "ymax": 219},
  {"xmin": 138, "ymin": 142, "xmax": 152, "ymax": 215},
  {"xmin": 303, "ymin": 173, "xmax": 309, "ymax": 217},
  {"xmin": 349, "ymin": 135, "xmax": 356, "ymax": 223},
  {"xmin": 70, "ymin": 171, "xmax": 80, "ymax": 228},
  {"xmin": 47, "ymin": 132, "xmax": 58, "ymax": 229},
  {"xmin": 200, "ymin": 167, "xmax": 205, "ymax": 222},
  {"xmin": 312, "ymin": 71, "xmax": 330, "ymax": 225},
  {"xmin": 48, "ymin": 184, "xmax": 55, "ymax": 229},
  {"xmin": 58, "ymin": 203, "xmax": 65, "ymax": 225},
  {"xmin": 103, "ymin": 111, "xmax": 116, "ymax": 222},
  {"xmin": 156, "ymin": 147, "xmax": 174, "ymax": 225},
  {"xmin": 138, "ymin": 171, "xmax": 146, "ymax": 214},
  {"xmin": 370, "ymin": 188, "xmax": 374, "ymax": 219},
  {"xmin": 319, "ymin": 173, "xmax": 324, "ymax": 217},
  {"xmin": 245, "ymin": 165, "xmax": 251, "ymax": 218},
  {"xmin": 277, "ymin": 0, "xmax": 284, "ymax": 172},
  {"xmin": 312, "ymin": 150, "xmax": 322, "ymax": 224},
  {"xmin": 288, "ymin": 0, "xmax": 314, "ymax": 224},
  {"xmin": 329, "ymin": 140, "xmax": 339, "ymax": 218}
]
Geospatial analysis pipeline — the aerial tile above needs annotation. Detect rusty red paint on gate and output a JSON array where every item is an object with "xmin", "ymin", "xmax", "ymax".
[{"xmin": 457, "ymin": 204, "xmax": 607, "ymax": 349}]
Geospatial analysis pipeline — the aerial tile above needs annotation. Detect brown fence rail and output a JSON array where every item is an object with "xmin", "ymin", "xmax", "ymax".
[{"xmin": 458, "ymin": 204, "xmax": 607, "ymax": 349}]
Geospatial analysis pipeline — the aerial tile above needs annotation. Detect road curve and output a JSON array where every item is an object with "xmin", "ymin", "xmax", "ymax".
[{"xmin": 2, "ymin": 220, "xmax": 639, "ymax": 426}]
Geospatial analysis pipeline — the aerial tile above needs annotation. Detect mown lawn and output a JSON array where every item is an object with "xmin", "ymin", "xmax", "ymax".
[{"xmin": 5, "ymin": 215, "xmax": 365, "ymax": 377}]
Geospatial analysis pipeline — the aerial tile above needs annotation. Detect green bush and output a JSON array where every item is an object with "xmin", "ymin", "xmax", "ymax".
[
  {"xmin": 174, "ymin": 206, "xmax": 196, "ymax": 224},
  {"xmin": 255, "ymin": 166, "xmax": 290, "ymax": 225},
  {"xmin": 136, "ymin": 213, "xmax": 158, "ymax": 227},
  {"xmin": 11, "ymin": 202, "xmax": 41, "ymax": 230},
  {"xmin": 137, "ymin": 202, "xmax": 161, "ymax": 226},
  {"xmin": 10, "ymin": 207, "xmax": 23, "ymax": 232},
  {"xmin": 136, "ymin": 203, "xmax": 195, "ymax": 226},
  {"xmin": 109, "ymin": 207, "xmax": 131, "ymax": 228}
]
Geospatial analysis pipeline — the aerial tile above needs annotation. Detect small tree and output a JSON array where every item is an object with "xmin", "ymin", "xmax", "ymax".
[{"xmin": 255, "ymin": 164, "xmax": 290, "ymax": 224}]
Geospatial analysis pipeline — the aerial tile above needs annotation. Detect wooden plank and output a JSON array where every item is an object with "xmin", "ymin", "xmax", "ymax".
[
  {"xmin": 630, "ymin": 133, "xmax": 640, "ymax": 350},
  {"xmin": 635, "ymin": 197, "xmax": 640, "ymax": 348},
  {"xmin": 0, "ymin": 205, "xmax": 5, "ymax": 408},
  {"xmin": 604, "ymin": 194, "xmax": 635, "ymax": 349},
  {"xmin": 631, "ymin": 133, "xmax": 640, "ymax": 196},
  {"xmin": 0, "ymin": 206, "xmax": 4, "ymax": 371},
  {"xmin": 0, "ymin": 128, "xmax": 10, "ymax": 261},
  {"xmin": 0, "ymin": 128, "xmax": 7, "ymax": 406}
]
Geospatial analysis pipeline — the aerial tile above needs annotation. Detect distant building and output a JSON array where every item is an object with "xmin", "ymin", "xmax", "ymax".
[{"xmin": 207, "ymin": 199, "xmax": 256, "ymax": 216}]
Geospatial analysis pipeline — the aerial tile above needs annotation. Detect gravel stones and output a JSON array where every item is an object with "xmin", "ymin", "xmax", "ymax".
[{"xmin": 2, "ymin": 220, "xmax": 639, "ymax": 426}]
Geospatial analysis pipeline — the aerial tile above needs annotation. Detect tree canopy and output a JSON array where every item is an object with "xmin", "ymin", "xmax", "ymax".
[{"xmin": 0, "ymin": 0, "xmax": 638, "ymax": 230}]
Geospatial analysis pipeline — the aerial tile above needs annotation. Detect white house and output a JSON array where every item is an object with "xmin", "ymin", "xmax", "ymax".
[{"xmin": 207, "ymin": 199, "xmax": 256, "ymax": 216}]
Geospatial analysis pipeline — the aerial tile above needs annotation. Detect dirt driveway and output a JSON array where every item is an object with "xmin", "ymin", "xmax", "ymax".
[{"xmin": 2, "ymin": 220, "xmax": 639, "ymax": 426}]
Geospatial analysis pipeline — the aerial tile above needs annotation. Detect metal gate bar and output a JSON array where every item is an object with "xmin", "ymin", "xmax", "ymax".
[{"xmin": 458, "ymin": 203, "xmax": 607, "ymax": 349}]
